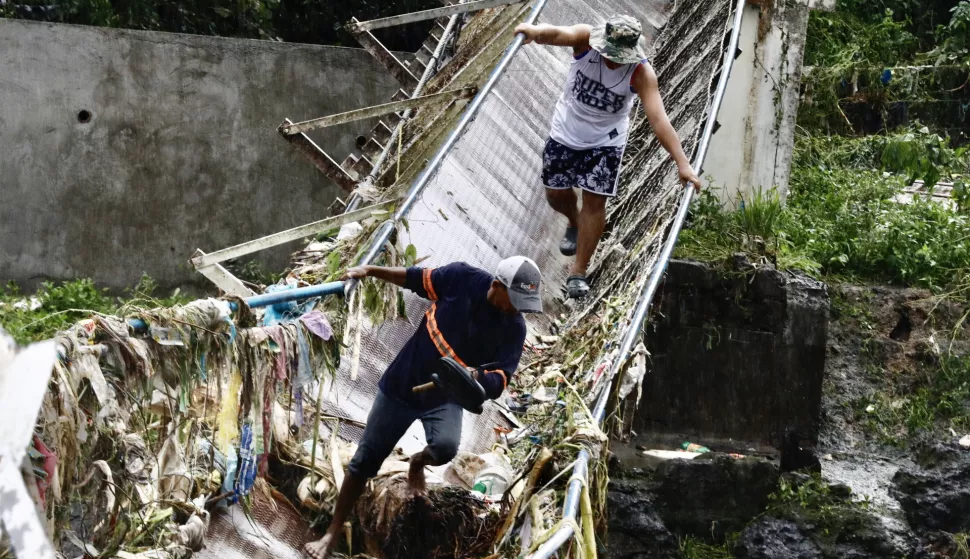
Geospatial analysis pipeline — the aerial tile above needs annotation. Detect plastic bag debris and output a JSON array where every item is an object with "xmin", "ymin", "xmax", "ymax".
[
  {"xmin": 618, "ymin": 343, "xmax": 648, "ymax": 400},
  {"xmin": 154, "ymin": 436, "xmax": 192, "ymax": 503},
  {"xmin": 337, "ymin": 221, "xmax": 364, "ymax": 240}
]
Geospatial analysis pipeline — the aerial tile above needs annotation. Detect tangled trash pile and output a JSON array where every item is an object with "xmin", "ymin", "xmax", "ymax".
[
  {"xmin": 25, "ymin": 295, "xmax": 347, "ymax": 558},
  {"xmin": 7, "ymin": 192, "xmax": 632, "ymax": 559}
]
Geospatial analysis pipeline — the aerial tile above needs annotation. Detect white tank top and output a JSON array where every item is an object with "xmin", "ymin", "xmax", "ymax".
[{"xmin": 549, "ymin": 50, "xmax": 642, "ymax": 150}]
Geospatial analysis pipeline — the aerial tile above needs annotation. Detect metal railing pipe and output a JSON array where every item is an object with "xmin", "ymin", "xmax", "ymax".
[
  {"xmin": 243, "ymin": 281, "xmax": 346, "ymax": 308},
  {"xmin": 525, "ymin": 1, "xmax": 747, "ymax": 557},
  {"xmin": 126, "ymin": 281, "xmax": 346, "ymax": 333}
]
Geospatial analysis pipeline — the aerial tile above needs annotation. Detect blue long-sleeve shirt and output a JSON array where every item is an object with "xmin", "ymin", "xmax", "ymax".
[{"xmin": 378, "ymin": 262, "xmax": 527, "ymax": 410}]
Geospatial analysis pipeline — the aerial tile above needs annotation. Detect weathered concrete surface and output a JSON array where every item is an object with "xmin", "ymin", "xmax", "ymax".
[
  {"xmin": 607, "ymin": 455, "xmax": 780, "ymax": 553},
  {"xmin": 0, "ymin": 20, "xmax": 402, "ymax": 290},
  {"xmin": 892, "ymin": 442, "xmax": 970, "ymax": 535},
  {"xmin": 738, "ymin": 479, "xmax": 910, "ymax": 559},
  {"xmin": 606, "ymin": 477, "xmax": 680, "ymax": 559},
  {"xmin": 705, "ymin": 0, "xmax": 812, "ymax": 207},
  {"xmin": 635, "ymin": 257, "xmax": 829, "ymax": 446},
  {"xmin": 654, "ymin": 455, "xmax": 781, "ymax": 539}
]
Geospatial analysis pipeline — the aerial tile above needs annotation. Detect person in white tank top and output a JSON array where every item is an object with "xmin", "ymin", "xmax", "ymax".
[{"xmin": 516, "ymin": 15, "xmax": 702, "ymax": 299}]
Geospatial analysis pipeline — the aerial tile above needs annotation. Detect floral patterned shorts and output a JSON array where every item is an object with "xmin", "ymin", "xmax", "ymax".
[{"xmin": 541, "ymin": 138, "xmax": 623, "ymax": 197}]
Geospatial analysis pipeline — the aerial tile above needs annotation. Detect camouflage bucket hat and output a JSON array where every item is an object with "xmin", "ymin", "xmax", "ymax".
[{"xmin": 589, "ymin": 15, "xmax": 646, "ymax": 65}]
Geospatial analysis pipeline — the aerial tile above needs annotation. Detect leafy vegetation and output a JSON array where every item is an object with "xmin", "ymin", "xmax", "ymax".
[
  {"xmin": 678, "ymin": 128, "xmax": 970, "ymax": 290},
  {"xmin": 0, "ymin": 275, "xmax": 189, "ymax": 344},
  {"xmin": 924, "ymin": 1, "xmax": 970, "ymax": 64},
  {"xmin": 673, "ymin": 476, "xmax": 875, "ymax": 559},
  {"xmin": 0, "ymin": 0, "xmax": 440, "ymax": 50},
  {"xmin": 856, "ymin": 353, "xmax": 970, "ymax": 444},
  {"xmin": 799, "ymin": 0, "xmax": 970, "ymax": 134},
  {"xmin": 834, "ymin": 0, "xmax": 964, "ymax": 50},
  {"xmin": 679, "ymin": 535, "xmax": 736, "ymax": 559},
  {"xmin": 224, "ymin": 258, "xmax": 284, "ymax": 288},
  {"xmin": 766, "ymin": 474, "xmax": 877, "ymax": 550}
]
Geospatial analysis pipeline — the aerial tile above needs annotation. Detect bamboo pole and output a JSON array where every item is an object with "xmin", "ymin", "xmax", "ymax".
[{"xmin": 494, "ymin": 447, "xmax": 553, "ymax": 547}]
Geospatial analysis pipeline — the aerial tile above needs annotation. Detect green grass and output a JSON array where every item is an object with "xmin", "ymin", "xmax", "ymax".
[
  {"xmin": 856, "ymin": 354, "xmax": 970, "ymax": 445},
  {"xmin": 0, "ymin": 275, "xmax": 189, "ymax": 345},
  {"xmin": 767, "ymin": 474, "xmax": 879, "ymax": 551},
  {"xmin": 955, "ymin": 533, "xmax": 970, "ymax": 559},
  {"xmin": 680, "ymin": 535, "xmax": 736, "ymax": 559},
  {"xmin": 677, "ymin": 129, "xmax": 970, "ymax": 292}
]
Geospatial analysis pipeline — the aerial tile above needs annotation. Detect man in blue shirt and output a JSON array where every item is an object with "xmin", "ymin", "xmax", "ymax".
[{"xmin": 305, "ymin": 256, "xmax": 542, "ymax": 559}]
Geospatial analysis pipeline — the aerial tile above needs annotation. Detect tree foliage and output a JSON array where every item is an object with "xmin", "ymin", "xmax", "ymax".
[
  {"xmin": 0, "ymin": 0, "xmax": 440, "ymax": 50},
  {"xmin": 799, "ymin": 0, "xmax": 970, "ymax": 134}
]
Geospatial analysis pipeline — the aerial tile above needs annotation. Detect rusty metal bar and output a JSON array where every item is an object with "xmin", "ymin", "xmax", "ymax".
[
  {"xmin": 279, "ymin": 118, "xmax": 357, "ymax": 193},
  {"xmin": 190, "ymin": 200, "xmax": 397, "ymax": 268},
  {"xmin": 351, "ymin": 23, "xmax": 420, "ymax": 91},
  {"xmin": 191, "ymin": 250, "xmax": 257, "ymax": 297},
  {"xmin": 279, "ymin": 87, "xmax": 477, "ymax": 136},
  {"xmin": 347, "ymin": 0, "xmax": 527, "ymax": 33},
  {"xmin": 344, "ymin": 4, "xmax": 465, "ymax": 213}
]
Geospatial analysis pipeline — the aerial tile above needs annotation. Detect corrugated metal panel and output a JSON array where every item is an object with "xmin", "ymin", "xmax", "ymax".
[{"xmin": 319, "ymin": 0, "xmax": 679, "ymax": 460}]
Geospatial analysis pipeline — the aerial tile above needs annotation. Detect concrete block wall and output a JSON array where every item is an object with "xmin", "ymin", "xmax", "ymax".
[
  {"xmin": 635, "ymin": 258, "xmax": 829, "ymax": 446},
  {"xmin": 0, "ymin": 20, "xmax": 402, "ymax": 290}
]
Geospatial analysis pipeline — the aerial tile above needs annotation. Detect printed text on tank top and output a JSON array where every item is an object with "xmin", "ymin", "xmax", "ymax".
[
  {"xmin": 570, "ymin": 52, "xmax": 637, "ymax": 114},
  {"xmin": 548, "ymin": 49, "xmax": 645, "ymax": 149}
]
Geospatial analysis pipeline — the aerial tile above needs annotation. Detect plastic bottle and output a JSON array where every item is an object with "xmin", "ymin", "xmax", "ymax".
[
  {"xmin": 681, "ymin": 441, "xmax": 711, "ymax": 453},
  {"xmin": 472, "ymin": 466, "xmax": 511, "ymax": 498}
]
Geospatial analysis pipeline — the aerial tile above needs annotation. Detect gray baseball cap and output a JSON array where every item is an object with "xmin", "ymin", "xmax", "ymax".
[{"xmin": 495, "ymin": 256, "xmax": 543, "ymax": 313}]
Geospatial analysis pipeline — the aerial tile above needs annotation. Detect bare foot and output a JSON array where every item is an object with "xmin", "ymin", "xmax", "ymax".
[
  {"xmin": 305, "ymin": 533, "xmax": 335, "ymax": 559},
  {"xmin": 407, "ymin": 460, "xmax": 428, "ymax": 498}
]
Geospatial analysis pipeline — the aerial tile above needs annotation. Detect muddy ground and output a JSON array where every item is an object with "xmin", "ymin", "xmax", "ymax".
[{"xmin": 607, "ymin": 276, "xmax": 970, "ymax": 558}]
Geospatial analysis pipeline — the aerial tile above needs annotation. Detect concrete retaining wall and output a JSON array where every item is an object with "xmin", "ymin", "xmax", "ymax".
[
  {"xmin": 0, "ymin": 20, "xmax": 402, "ymax": 290},
  {"xmin": 635, "ymin": 257, "xmax": 829, "ymax": 446}
]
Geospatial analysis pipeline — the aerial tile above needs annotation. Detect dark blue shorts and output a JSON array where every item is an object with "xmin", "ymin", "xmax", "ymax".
[
  {"xmin": 542, "ymin": 138, "xmax": 623, "ymax": 197},
  {"xmin": 347, "ymin": 388, "xmax": 463, "ymax": 479}
]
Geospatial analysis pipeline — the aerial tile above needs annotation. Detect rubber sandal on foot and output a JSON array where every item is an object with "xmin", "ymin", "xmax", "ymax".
[
  {"xmin": 566, "ymin": 275, "xmax": 590, "ymax": 299},
  {"xmin": 559, "ymin": 226, "xmax": 578, "ymax": 256}
]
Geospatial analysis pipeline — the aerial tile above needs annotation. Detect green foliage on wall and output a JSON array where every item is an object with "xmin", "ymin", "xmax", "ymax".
[{"xmin": 799, "ymin": 0, "xmax": 970, "ymax": 134}]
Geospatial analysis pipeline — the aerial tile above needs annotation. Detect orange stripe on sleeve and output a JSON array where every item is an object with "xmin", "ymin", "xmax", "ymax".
[{"xmin": 423, "ymin": 268, "xmax": 438, "ymax": 301}]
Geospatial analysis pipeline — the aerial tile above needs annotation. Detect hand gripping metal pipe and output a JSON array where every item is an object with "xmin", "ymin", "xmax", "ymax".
[
  {"xmin": 525, "ymin": 2, "xmax": 747, "ymax": 557},
  {"xmin": 345, "ymin": 0, "xmax": 549, "ymax": 294}
]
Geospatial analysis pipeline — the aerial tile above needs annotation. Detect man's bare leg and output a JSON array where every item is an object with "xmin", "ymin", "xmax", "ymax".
[
  {"xmin": 407, "ymin": 449, "xmax": 430, "ymax": 497},
  {"xmin": 572, "ymin": 190, "xmax": 607, "ymax": 277},
  {"xmin": 545, "ymin": 187, "xmax": 580, "ymax": 226},
  {"xmin": 546, "ymin": 187, "xmax": 581, "ymax": 256},
  {"xmin": 304, "ymin": 472, "xmax": 367, "ymax": 559}
]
